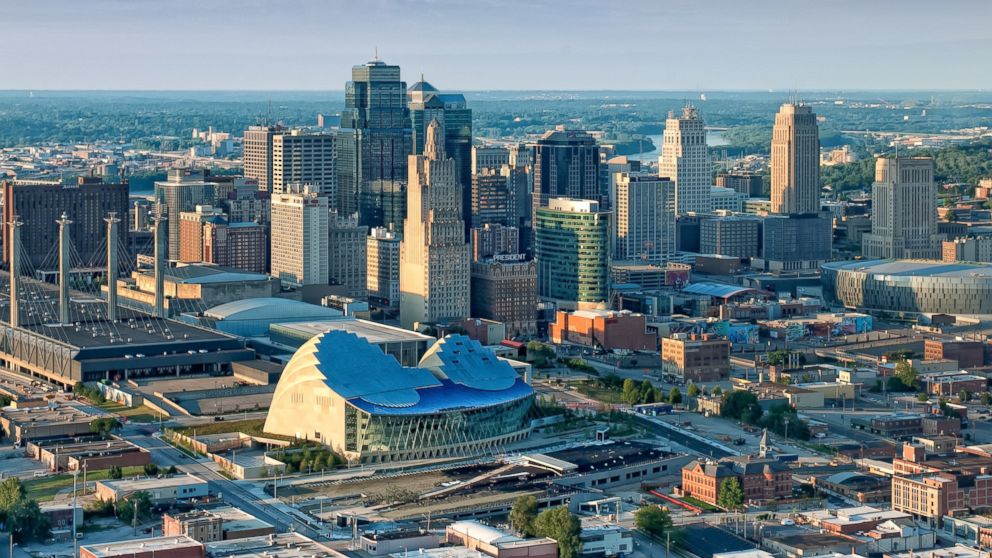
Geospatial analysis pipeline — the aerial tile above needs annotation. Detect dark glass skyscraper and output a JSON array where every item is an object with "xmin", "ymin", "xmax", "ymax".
[
  {"xmin": 408, "ymin": 79, "xmax": 472, "ymax": 236},
  {"xmin": 532, "ymin": 129, "xmax": 601, "ymax": 226},
  {"xmin": 337, "ymin": 60, "xmax": 412, "ymax": 227}
]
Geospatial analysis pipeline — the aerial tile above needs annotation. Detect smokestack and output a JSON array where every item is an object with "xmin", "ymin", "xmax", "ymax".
[
  {"xmin": 105, "ymin": 212, "xmax": 120, "ymax": 322},
  {"xmin": 153, "ymin": 206, "xmax": 167, "ymax": 319},
  {"xmin": 57, "ymin": 212, "xmax": 73, "ymax": 325},
  {"xmin": 8, "ymin": 217, "xmax": 22, "ymax": 328}
]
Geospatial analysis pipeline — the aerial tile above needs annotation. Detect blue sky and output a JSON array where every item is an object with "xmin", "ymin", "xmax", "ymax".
[{"xmin": 2, "ymin": 0, "xmax": 990, "ymax": 90}]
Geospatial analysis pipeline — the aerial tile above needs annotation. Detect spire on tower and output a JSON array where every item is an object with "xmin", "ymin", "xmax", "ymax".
[{"xmin": 424, "ymin": 119, "xmax": 444, "ymax": 161}]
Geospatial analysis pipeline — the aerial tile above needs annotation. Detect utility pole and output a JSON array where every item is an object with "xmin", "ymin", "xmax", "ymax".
[{"xmin": 72, "ymin": 470, "xmax": 79, "ymax": 558}]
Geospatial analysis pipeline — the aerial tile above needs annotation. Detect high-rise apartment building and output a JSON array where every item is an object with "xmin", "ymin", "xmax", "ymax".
[
  {"xmin": 328, "ymin": 210, "xmax": 368, "ymax": 298},
  {"xmin": 699, "ymin": 215, "xmax": 762, "ymax": 258},
  {"xmin": 154, "ymin": 169, "xmax": 218, "ymax": 260},
  {"xmin": 754, "ymin": 214, "xmax": 832, "ymax": 271},
  {"xmin": 367, "ymin": 227, "xmax": 402, "ymax": 309},
  {"xmin": 471, "ymin": 224, "xmax": 520, "ymax": 261},
  {"xmin": 270, "ymin": 189, "xmax": 328, "ymax": 287},
  {"xmin": 471, "ymin": 257, "xmax": 538, "ymax": 339},
  {"xmin": 532, "ymin": 129, "xmax": 600, "ymax": 224},
  {"xmin": 863, "ymin": 157, "xmax": 943, "ymax": 259},
  {"xmin": 612, "ymin": 173, "xmax": 675, "ymax": 264},
  {"xmin": 2, "ymin": 177, "xmax": 129, "ymax": 269},
  {"xmin": 659, "ymin": 106, "xmax": 711, "ymax": 214},
  {"xmin": 408, "ymin": 79, "xmax": 472, "ymax": 232},
  {"xmin": 271, "ymin": 130, "xmax": 336, "ymax": 199},
  {"xmin": 535, "ymin": 198, "xmax": 611, "ymax": 308},
  {"xmin": 472, "ymin": 167, "xmax": 521, "ymax": 230},
  {"xmin": 472, "ymin": 146, "xmax": 511, "ymax": 175},
  {"xmin": 716, "ymin": 172, "xmax": 764, "ymax": 198},
  {"xmin": 243, "ymin": 125, "xmax": 286, "ymax": 193},
  {"xmin": 223, "ymin": 179, "xmax": 270, "ymax": 225},
  {"xmin": 337, "ymin": 59, "xmax": 412, "ymax": 227},
  {"xmin": 770, "ymin": 103, "xmax": 820, "ymax": 215},
  {"xmin": 178, "ymin": 205, "xmax": 226, "ymax": 262},
  {"xmin": 399, "ymin": 121, "xmax": 470, "ymax": 328},
  {"xmin": 204, "ymin": 222, "xmax": 267, "ymax": 274}
]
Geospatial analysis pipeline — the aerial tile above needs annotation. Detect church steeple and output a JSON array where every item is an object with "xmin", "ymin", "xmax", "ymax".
[{"xmin": 424, "ymin": 119, "xmax": 445, "ymax": 161}]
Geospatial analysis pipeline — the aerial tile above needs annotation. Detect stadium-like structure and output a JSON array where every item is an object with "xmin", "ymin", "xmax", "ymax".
[{"xmin": 264, "ymin": 331, "xmax": 533, "ymax": 463}]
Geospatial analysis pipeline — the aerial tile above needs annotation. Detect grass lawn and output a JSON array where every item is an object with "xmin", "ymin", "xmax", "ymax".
[
  {"xmin": 681, "ymin": 495, "xmax": 722, "ymax": 511},
  {"xmin": 25, "ymin": 466, "xmax": 148, "ymax": 501},
  {"xmin": 574, "ymin": 382, "xmax": 623, "ymax": 404},
  {"xmin": 96, "ymin": 402, "xmax": 162, "ymax": 423}
]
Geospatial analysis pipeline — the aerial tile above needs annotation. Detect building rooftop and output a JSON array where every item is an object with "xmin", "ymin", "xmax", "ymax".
[
  {"xmin": 98, "ymin": 473, "xmax": 207, "ymax": 494},
  {"xmin": 270, "ymin": 318, "xmax": 434, "ymax": 345},
  {"xmin": 1, "ymin": 403, "xmax": 98, "ymax": 425},
  {"xmin": 823, "ymin": 259, "xmax": 992, "ymax": 278},
  {"xmin": 447, "ymin": 520, "xmax": 521, "ymax": 545},
  {"xmin": 80, "ymin": 535, "xmax": 202, "ymax": 557},
  {"xmin": 205, "ymin": 532, "xmax": 333, "ymax": 558},
  {"xmin": 280, "ymin": 331, "xmax": 533, "ymax": 416},
  {"xmin": 205, "ymin": 297, "xmax": 341, "ymax": 322},
  {"xmin": 681, "ymin": 282, "xmax": 757, "ymax": 299}
]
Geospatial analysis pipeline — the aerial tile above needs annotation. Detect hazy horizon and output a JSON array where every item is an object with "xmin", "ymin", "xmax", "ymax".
[{"xmin": 3, "ymin": 0, "xmax": 991, "ymax": 91}]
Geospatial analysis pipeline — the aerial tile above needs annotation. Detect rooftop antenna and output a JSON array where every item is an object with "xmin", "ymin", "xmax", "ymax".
[{"xmin": 374, "ymin": 46, "xmax": 379, "ymax": 62}]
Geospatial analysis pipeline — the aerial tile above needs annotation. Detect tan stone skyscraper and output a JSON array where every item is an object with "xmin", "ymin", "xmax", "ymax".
[
  {"xmin": 770, "ymin": 103, "xmax": 820, "ymax": 215},
  {"xmin": 659, "ymin": 105, "xmax": 711, "ymax": 214},
  {"xmin": 862, "ymin": 157, "xmax": 943, "ymax": 259},
  {"xmin": 400, "ymin": 120, "xmax": 470, "ymax": 329}
]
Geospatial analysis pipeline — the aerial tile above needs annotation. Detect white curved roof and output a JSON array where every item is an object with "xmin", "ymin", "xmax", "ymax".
[
  {"xmin": 418, "ymin": 335, "xmax": 518, "ymax": 391},
  {"xmin": 204, "ymin": 297, "xmax": 342, "ymax": 321}
]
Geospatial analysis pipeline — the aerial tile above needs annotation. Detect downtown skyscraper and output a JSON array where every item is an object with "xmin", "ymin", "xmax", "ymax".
[
  {"xmin": 770, "ymin": 103, "xmax": 820, "ymax": 215},
  {"xmin": 336, "ymin": 59, "xmax": 412, "ymax": 228},
  {"xmin": 408, "ymin": 78, "xmax": 472, "ymax": 234},
  {"xmin": 532, "ymin": 128, "xmax": 600, "ymax": 225},
  {"xmin": 399, "ymin": 120, "xmax": 470, "ymax": 329},
  {"xmin": 863, "ymin": 156, "xmax": 943, "ymax": 259},
  {"xmin": 659, "ymin": 105, "xmax": 711, "ymax": 214}
]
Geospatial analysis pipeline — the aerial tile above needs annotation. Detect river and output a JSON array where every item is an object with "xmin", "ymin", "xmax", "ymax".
[{"xmin": 628, "ymin": 130, "xmax": 729, "ymax": 162}]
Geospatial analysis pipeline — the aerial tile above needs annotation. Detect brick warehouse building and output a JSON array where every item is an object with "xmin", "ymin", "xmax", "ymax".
[
  {"xmin": 681, "ymin": 456, "xmax": 792, "ymax": 506},
  {"xmin": 549, "ymin": 309, "xmax": 657, "ymax": 352}
]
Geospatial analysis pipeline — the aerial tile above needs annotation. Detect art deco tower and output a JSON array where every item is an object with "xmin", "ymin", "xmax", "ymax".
[
  {"xmin": 659, "ymin": 105, "xmax": 711, "ymax": 214},
  {"xmin": 400, "ymin": 120, "xmax": 470, "ymax": 329},
  {"xmin": 770, "ymin": 103, "xmax": 820, "ymax": 215}
]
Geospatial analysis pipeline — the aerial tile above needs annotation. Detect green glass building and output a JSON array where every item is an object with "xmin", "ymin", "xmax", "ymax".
[{"xmin": 535, "ymin": 198, "xmax": 611, "ymax": 306}]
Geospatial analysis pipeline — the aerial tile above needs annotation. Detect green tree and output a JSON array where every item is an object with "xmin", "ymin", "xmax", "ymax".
[
  {"xmin": 534, "ymin": 507, "xmax": 582, "ymax": 558},
  {"xmin": 90, "ymin": 417, "xmax": 123, "ymax": 438},
  {"xmin": 117, "ymin": 491, "xmax": 153, "ymax": 524},
  {"xmin": 509, "ymin": 495, "xmax": 538, "ymax": 537},
  {"xmin": 7, "ymin": 499, "xmax": 50, "ymax": 542},
  {"xmin": 720, "ymin": 391, "xmax": 759, "ymax": 421},
  {"xmin": 0, "ymin": 478, "xmax": 25, "ymax": 520},
  {"xmin": 982, "ymin": 392, "xmax": 992, "ymax": 406},
  {"xmin": 917, "ymin": 392, "xmax": 930, "ymax": 402},
  {"xmin": 143, "ymin": 463, "xmax": 159, "ymax": 476},
  {"xmin": 894, "ymin": 361, "xmax": 918, "ymax": 389},
  {"xmin": 945, "ymin": 209, "xmax": 957, "ymax": 222},
  {"xmin": 687, "ymin": 383, "xmax": 700, "ymax": 398},
  {"xmin": 960, "ymin": 390, "xmax": 971, "ymax": 402},
  {"xmin": 668, "ymin": 387, "xmax": 682, "ymax": 405},
  {"xmin": 108, "ymin": 465, "xmax": 123, "ymax": 480},
  {"xmin": 717, "ymin": 477, "xmax": 745, "ymax": 511},
  {"xmin": 711, "ymin": 386, "xmax": 722, "ymax": 396},
  {"xmin": 634, "ymin": 506, "xmax": 673, "ymax": 538},
  {"xmin": 622, "ymin": 379, "xmax": 640, "ymax": 405}
]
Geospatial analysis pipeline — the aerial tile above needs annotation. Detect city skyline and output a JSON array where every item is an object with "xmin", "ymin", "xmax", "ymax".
[{"xmin": 3, "ymin": 0, "xmax": 992, "ymax": 91}]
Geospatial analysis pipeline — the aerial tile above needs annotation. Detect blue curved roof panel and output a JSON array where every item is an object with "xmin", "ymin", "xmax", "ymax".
[
  {"xmin": 205, "ymin": 297, "xmax": 342, "ymax": 321},
  {"xmin": 347, "ymin": 378, "xmax": 533, "ymax": 416},
  {"xmin": 310, "ymin": 331, "xmax": 440, "ymax": 408},
  {"xmin": 418, "ymin": 334, "xmax": 518, "ymax": 391}
]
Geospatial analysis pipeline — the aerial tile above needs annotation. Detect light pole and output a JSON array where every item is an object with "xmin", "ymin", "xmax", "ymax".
[{"xmin": 72, "ymin": 469, "xmax": 79, "ymax": 558}]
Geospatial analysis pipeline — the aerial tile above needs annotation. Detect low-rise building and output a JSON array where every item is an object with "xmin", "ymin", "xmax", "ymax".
[
  {"xmin": 579, "ymin": 518, "xmax": 633, "ymax": 558},
  {"xmin": 921, "ymin": 371, "xmax": 986, "ymax": 396},
  {"xmin": 31, "ymin": 437, "xmax": 151, "ymax": 472},
  {"xmin": 446, "ymin": 521, "xmax": 558, "ymax": 558},
  {"xmin": 0, "ymin": 404, "xmax": 98, "ymax": 443},
  {"xmin": 360, "ymin": 529, "xmax": 441, "ymax": 557},
  {"xmin": 924, "ymin": 339, "xmax": 986, "ymax": 369},
  {"xmin": 204, "ymin": 533, "xmax": 334, "ymax": 558},
  {"xmin": 681, "ymin": 456, "xmax": 792, "ymax": 506},
  {"xmin": 80, "ymin": 535, "xmax": 205, "ymax": 558},
  {"xmin": 550, "ymin": 309, "xmax": 657, "ymax": 352},
  {"xmin": 96, "ymin": 474, "xmax": 209, "ymax": 504},
  {"xmin": 661, "ymin": 333, "xmax": 731, "ymax": 382},
  {"xmin": 162, "ymin": 507, "xmax": 275, "ymax": 543}
]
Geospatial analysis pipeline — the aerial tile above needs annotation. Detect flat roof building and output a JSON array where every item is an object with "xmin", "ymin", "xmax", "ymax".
[
  {"xmin": 96, "ymin": 474, "xmax": 209, "ymax": 504},
  {"xmin": 80, "ymin": 535, "xmax": 204, "ymax": 558}
]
